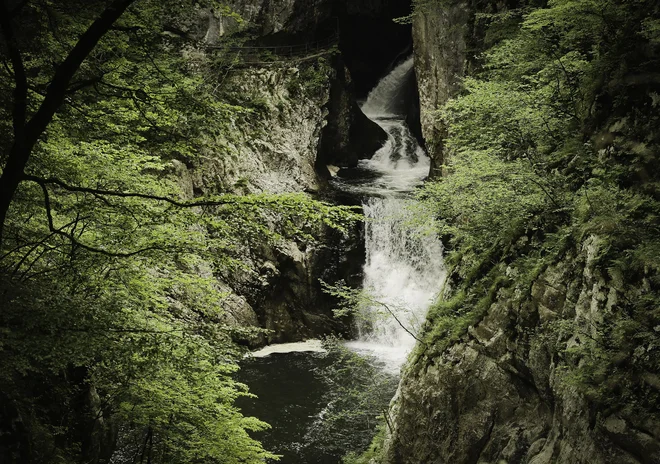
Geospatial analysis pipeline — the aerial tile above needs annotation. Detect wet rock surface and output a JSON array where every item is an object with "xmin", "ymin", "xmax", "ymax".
[{"xmin": 383, "ymin": 236, "xmax": 660, "ymax": 463}]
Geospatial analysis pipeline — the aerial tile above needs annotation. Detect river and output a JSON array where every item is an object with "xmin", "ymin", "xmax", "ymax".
[{"xmin": 237, "ymin": 57, "xmax": 446, "ymax": 463}]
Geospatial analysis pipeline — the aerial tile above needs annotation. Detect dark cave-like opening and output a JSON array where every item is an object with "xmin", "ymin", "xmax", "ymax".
[
  {"xmin": 333, "ymin": 0, "xmax": 424, "ymax": 148},
  {"xmin": 239, "ymin": 0, "xmax": 413, "ymax": 87},
  {"xmin": 237, "ymin": 0, "xmax": 424, "ymax": 167},
  {"xmin": 236, "ymin": 0, "xmax": 415, "ymax": 100},
  {"xmin": 334, "ymin": 0, "xmax": 413, "ymax": 98}
]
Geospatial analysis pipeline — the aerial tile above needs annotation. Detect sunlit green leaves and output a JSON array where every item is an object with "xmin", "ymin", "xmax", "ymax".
[
  {"xmin": 412, "ymin": 0, "xmax": 660, "ymax": 413},
  {"xmin": 0, "ymin": 1, "xmax": 360, "ymax": 461},
  {"xmin": 419, "ymin": 149, "xmax": 547, "ymax": 253}
]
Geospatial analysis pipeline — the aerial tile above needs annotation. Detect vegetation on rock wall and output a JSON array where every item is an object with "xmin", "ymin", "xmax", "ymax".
[
  {"xmin": 359, "ymin": 0, "xmax": 660, "ymax": 462},
  {"xmin": 0, "ymin": 1, "xmax": 358, "ymax": 462},
  {"xmin": 418, "ymin": 0, "xmax": 660, "ymax": 409}
]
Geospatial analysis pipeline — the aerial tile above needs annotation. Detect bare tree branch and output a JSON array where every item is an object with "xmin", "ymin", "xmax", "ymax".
[
  {"xmin": 24, "ymin": 174, "xmax": 237, "ymax": 208},
  {"xmin": 67, "ymin": 75, "xmax": 105, "ymax": 94},
  {"xmin": 372, "ymin": 300, "xmax": 426, "ymax": 345},
  {"xmin": 34, "ymin": 178, "xmax": 168, "ymax": 258}
]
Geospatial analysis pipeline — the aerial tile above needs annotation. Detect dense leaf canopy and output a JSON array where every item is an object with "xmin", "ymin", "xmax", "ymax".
[
  {"xmin": 417, "ymin": 0, "xmax": 660, "ymax": 410},
  {"xmin": 0, "ymin": 1, "xmax": 357, "ymax": 462}
]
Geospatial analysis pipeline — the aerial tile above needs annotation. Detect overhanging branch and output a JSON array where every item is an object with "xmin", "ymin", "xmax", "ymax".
[
  {"xmin": 33, "ymin": 177, "xmax": 168, "ymax": 258},
  {"xmin": 24, "ymin": 0, "xmax": 138, "ymax": 143},
  {"xmin": 24, "ymin": 174, "xmax": 231, "ymax": 208},
  {"xmin": 372, "ymin": 300, "xmax": 426, "ymax": 345}
]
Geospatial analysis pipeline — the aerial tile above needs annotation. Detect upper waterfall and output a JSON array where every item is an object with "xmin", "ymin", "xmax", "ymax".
[{"xmin": 361, "ymin": 57, "xmax": 415, "ymax": 118}]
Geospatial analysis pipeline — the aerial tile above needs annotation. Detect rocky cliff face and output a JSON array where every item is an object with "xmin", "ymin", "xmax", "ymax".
[
  {"xmin": 382, "ymin": 2, "xmax": 660, "ymax": 463},
  {"xmin": 186, "ymin": 61, "xmax": 367, "ymax": 345},
  {"xmin": 174, "ymin": 5, "xmax": 376, "ymax": 345},
  {"xmin": 179, "ymin": 66, "xmax": 329, "ymax": 195},
  {"xmin": 411, "ymin": 1, "xmax": 469, "ymax": 177},
  {"xmin": 318, "ymin": 57, "xmax": 388, "ymax": 169},
  {"xmin": 204, "ymin": 0, "xmax": 333, "ymax": 41},
  {"xmin": 411, "ymin": 0, "xmax": 527, "ymax": 176},
  {"xmin": 383, "ymin": 235, "xmax": 660, "ymax": 463}
]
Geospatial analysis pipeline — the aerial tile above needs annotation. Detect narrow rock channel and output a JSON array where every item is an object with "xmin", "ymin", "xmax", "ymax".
[{"xmin": 237, "ymin": 55, "xmax": 443, "ymax": 463}]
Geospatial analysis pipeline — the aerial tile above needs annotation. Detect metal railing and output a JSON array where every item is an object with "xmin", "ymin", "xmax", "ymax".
[{"xmin": 207, "ymin": 32, "xmax": 339, "ymax": 64}]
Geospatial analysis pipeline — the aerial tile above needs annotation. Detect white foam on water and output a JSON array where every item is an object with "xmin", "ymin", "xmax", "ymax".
[
  {"xmin": 348, "ymin": 198, "xmax": 445, "ymax": 371},
  {"xmin": 250, "ymin": 340, "xmax": 326, "ymax": 358},
  {"xmin": 342, "ymin": 56, "xmax": 446, "ymax": 372}
]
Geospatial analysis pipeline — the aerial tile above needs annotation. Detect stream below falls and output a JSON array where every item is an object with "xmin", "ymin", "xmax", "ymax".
[{"xmin": 237, "ymin": 57, "xmax": 446, "ymax": 463}]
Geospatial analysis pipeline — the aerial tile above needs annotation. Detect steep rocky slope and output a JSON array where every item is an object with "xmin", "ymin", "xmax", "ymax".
[
  {"xmin": 384, "ymin": 235, "xmax": 660, "ymax": 463},
  {"xmin": 176, "ymin": 62, "xmax": 349, "ymax": 345},
  {"xmin": 175, "ymin": 4, "xmax": 388, "ymax": 345},
  {"xmin": 377, "ymin": 2, "xmax": 660, "ymax": 463}
]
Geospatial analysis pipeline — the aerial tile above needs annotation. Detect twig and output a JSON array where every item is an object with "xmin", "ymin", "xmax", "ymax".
[
  {"xmin": 372, "ymin": 300, "xmax": 426, "ymax": 345},
  {"xmin": 35, "ymin": 179, "xmax": 166, "ymax": 258}
]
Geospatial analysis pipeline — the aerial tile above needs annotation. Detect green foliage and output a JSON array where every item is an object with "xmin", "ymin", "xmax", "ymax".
[
  {"xmin": 415, "ymin": 0, "xmax": 660, "ymax": 412},
  {"xmin": 0, "ymin": 1, "xmax": 358, "ymax": 462},
  {"xmin": 0, "ymin": 151, "xmax": 357, "ymax": 461},
  {"xmin": 301, "ymin": 57, "xmax": 333, "ymax": 95},
  {"xmin": 286, "ymin": 57, "xmax": 332, "ymax": 98},
  {"xmin": 342, "ymin": 425, "xmax": 387, "ymax": 464},
  {"xmin": 394, "ymin": 0, "xmax": 449, "ymax": 24},
  {"xmin": 417, "ymin": 147, "xmax": 547, "ymax": 256},
  {"xmin": 0, "ymin": 248, "xmax": 280, "ymax": 462}
]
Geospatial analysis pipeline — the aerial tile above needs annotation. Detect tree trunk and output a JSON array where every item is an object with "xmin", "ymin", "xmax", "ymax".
[
  {"xmin": 0, "ymin": 0, "xmax": 138, "ymax": 246},
  {"xmin": 0, "ymin": 144, "xmax": 29, "ymax": 247}
]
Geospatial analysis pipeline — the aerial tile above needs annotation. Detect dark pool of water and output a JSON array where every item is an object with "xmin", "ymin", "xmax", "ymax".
[{"xmin": 236, "ymin": 351, "xmax": 340, "ymax": 463}]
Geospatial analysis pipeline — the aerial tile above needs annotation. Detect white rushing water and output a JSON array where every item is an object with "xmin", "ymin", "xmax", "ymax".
[
  {"xmin": 361, "ymin": 57, "xmax": 415, "ymax": 118},
  {"xmin": 343, "ymin": 57, "xmax": 446, "ymax": 371}
]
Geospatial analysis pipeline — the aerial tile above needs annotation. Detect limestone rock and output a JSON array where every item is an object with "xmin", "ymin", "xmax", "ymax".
[
  {"xmin": 171, "ymin": 57, "xmax": 364, "ymax": 345},
  {"xmin": 412, "ymin": 1, "xmax": 470, "ymax": 177},
  {"xmin": 382, "ymin": 239, "xmax": 660, "ymax": 463}
]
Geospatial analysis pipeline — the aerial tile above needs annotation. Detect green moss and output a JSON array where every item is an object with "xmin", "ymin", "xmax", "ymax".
[
  {"xmin": 422, "ymin": 266, "xmax": 514, "ymax": 359},
  {"xmin": 287, "ymin": 57, "xmax": 332, "ymax": 98}
]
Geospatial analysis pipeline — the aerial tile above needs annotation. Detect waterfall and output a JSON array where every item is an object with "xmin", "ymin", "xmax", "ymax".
[
  {"xmin": 361, "ymin": 57, "xmax": 415, "ymax": 118},
  {"xmin": 342, "ymin": 57, "xmax": 446, "ymax": 370},
  {"xmin": 355, "ymin": 198, "xmax": 445, "ymax": 353}
]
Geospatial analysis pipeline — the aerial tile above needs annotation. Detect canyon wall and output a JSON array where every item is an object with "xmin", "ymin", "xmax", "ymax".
[
  {"xmin": 379, "ymin": 2, "xmax": 660, "ymax": 463},
  {"xmin": 178, "ymin": 3, "xmax": 381, "ymax": 345},
  {"xmin": 384, "ymin": 235, "xmax": 660, "ymax": 463}
]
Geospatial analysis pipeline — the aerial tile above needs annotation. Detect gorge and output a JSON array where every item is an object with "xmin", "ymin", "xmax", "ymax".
[
  {"xmin": 236, "ymin": 54, "xmax": 444, "ymax": 463},
  {"xmin": 0, "ymin": 1, "xmax": 659, "ymax": 464}
]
